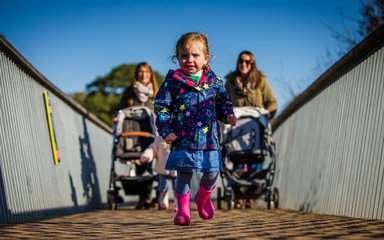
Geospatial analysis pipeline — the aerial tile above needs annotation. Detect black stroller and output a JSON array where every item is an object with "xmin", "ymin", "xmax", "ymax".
[
  {"xmin": 217, "ymin": 107, "xmax": 279, "ymax": 210},
  {"xmin": 107, "ymin": 106, "xmax": 158, "ymax": 210}
]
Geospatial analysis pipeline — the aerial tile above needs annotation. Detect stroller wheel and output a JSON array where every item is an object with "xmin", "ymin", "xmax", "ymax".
[
  {"xmin": 217, "ymin": 187, "xmax": 222, "ymax": 210},
  {"xmin": 227, "ymin": 200, "xmax": 235, "ymax": 210},
  {"xmin": 224, "ymin": 187, "xmax": 235, "ymax": 210},
  {"xmin": 266, "ymin": 187, "xmax": 279, "ymax": 210},
  {"xmin": 111, "ymin": 201, "xmax": 117, "ymax": 210},
  {"xmin": 273, "ymin": 187, "xmax": 279, "ymax": 209},
  {"xmin": 107, "ymin": 191, "xmax": 118, "ymax": 210}
]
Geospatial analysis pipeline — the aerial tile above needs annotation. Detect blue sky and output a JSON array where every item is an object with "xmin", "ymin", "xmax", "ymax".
[{"xmin": 1, "ymin": 0, "xmax": 362, "ymax": 110}]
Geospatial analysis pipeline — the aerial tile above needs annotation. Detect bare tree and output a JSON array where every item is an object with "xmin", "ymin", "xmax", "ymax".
[
  {"xmin": 276, "ymin": 0, "xmax": 383, "ymax": 112},
  {"xmin": 328, "ymin": 0, "xmax": 384, "ymax": 55},
  {"xmin": 357, "ymin": 0, "xmax": 384, "ymax": 36}
]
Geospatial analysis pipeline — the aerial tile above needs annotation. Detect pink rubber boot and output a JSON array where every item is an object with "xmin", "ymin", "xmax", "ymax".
[
  {"xmin": 194, "ymin": 182, "xmax": 215, "ymax": 220},
  {"xmin": 174, "ymin": 189, "xmax": 191, "ymax": 225}
]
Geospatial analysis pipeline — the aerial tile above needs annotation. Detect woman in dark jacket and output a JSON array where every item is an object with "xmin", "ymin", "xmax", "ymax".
[
  {"xmin": 116, "ymin": 62, "xmax": 159, "ymax": 111},
  {"xmin": 116, "ymin": 62, "xmax": 159, "ymax": 210}
]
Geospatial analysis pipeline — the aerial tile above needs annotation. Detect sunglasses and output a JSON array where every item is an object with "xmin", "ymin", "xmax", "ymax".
[{"xmin": 239, "ymin": 59, "xmax": 253, "ymax": 65}]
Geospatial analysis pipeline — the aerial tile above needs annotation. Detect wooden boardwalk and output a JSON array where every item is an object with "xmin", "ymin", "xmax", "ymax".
[{"xmin": 1, "ymin": 203, "xmax": 384, "ymax": 239}]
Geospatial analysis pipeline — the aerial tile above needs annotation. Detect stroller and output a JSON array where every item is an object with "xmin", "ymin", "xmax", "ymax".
[
  {"xmin": 217, "ymin": 106, "xmax": 279, "ymax": 210},
  {"xmin": 107, "ymin": 106, "xmax": 158, "ymax": 210}
]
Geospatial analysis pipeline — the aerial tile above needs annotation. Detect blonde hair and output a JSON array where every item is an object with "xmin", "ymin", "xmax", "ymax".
[{"xmin": 174, "ymin": 32, "xmax": 210, "ymax": 70}]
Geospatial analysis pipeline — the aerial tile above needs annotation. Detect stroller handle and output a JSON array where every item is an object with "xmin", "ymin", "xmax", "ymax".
[{"xmin": 121, "ymin": 131, "xmax": 155, "ymax": 138}]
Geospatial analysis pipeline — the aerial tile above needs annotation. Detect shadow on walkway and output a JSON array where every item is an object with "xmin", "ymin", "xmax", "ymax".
[{"xmin": 1, "ymin": 204, "xmax": 384, "ymax": 239}]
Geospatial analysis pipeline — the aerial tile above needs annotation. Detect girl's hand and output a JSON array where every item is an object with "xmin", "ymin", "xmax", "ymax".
[
  {"xmin": 170, "ymin": 170, "xmax": 177, "ymax": 177},
  {"xmin": 164, "ymin": 133, "xmax": 177, "ymax": 144},
  {"xmin": 227, "ymin": 114, "xmax": 237, "ymax": 126}
]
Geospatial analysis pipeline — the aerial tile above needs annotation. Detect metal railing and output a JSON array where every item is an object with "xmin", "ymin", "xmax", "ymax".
[
  {"xmin": 272, "ymin": 24, "xmax": 384, "ymax": 220},
  {"xmin": 0, "ymin": 36, "xmax": 113, "ymax": 224}
]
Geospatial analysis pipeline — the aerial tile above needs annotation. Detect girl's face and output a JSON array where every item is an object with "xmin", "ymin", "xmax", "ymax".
[
  {"xmin": 178, "ymin": 42, "xmax": 208, "ymax": 74},
  {"xmin": 137, "ymin": 66, "xmax": 152, "ymax": 85},
  {"xmin": 238, "ymin": 53, "xmax": 253, "ymax": 76}
]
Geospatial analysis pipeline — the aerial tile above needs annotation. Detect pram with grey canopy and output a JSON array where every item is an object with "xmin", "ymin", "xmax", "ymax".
[
  {"xmin": 107, "ymin": 106, "xmax": 158, "ymax": 210},
  {"xmin": 217, "ymin": 107, "xmax": 279, "ymax": 210}
]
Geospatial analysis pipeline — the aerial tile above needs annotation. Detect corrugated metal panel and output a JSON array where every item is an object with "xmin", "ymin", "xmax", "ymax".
[
  {"xmin": 0, "ymin": 43, "xmax": 113, "ymax": 223},
  {"xmin": 273, "ymin": 27, "xmax": 384, "ymax": 220}
]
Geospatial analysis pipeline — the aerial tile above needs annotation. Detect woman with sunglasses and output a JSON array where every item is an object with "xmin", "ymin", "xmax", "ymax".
[
  {"xmin": 225, "ymin": 51, "xmax": 277, "ymax": 209},
  {"xmin": 225, "ymin": 51, "xmax": 277, "ymax": 117}
]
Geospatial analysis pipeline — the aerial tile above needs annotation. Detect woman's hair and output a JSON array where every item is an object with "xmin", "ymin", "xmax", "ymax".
[
  {"xmin": 236, "ymin": 51, "xmax": 261, "ymax": 88},
  {"xmin": 133, "ymin": 62, "xmax": 158, "ymax": 93},
  {"xmin": 127, "ymin": 62, "xmax": 158, "ymax": 107},
  {"xmin": 174, "ymin": 32, "xmax": 210, "ymax": 70}
]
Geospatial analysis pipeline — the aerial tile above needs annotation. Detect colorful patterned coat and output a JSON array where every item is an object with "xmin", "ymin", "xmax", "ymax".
[{"xmin": 154, "ymin": 68, "xmax": 234, "ymax": 150}]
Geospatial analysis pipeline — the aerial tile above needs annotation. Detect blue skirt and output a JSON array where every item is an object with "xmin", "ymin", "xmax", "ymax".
[{"xmin": 165, "ymin": 150, "xmax": 222, "ymax": 173}]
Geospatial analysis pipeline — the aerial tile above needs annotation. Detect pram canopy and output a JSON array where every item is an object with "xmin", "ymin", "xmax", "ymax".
[
  {"xmin": 114, "ymin": 106, "xmax": 156, "ymax": 160},
  {"xmin": 218, "ymin": 107, "xmax": 279, "ymax": 210},
  {"xmin": 222, "ymin": 107, "xmax": 270, "ymax": 163}
]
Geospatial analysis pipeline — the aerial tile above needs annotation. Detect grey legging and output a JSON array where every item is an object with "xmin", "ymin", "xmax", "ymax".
[{"xmin": 175, "ymin": 171, "xmax": 219, "ymax": 194}]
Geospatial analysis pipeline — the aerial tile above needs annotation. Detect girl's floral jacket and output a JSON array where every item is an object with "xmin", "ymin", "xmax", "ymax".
[{"xmin": 154, "ymin": 68, "xmax": 234, "ymax": 150}]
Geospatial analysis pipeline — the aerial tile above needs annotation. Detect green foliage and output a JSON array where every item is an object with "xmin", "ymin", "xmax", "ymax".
[
  {"xmin": 71, "ymin": 63, "xmax": 164, "ymax": 126},
  {"xmin": 86, "ymin": 64, "xmax": 136, "ymax": 95}
]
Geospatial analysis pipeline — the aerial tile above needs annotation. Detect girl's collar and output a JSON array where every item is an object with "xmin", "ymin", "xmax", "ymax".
[
  {"xmin": 189, "ymin": 70, "xmax": 203, "ymax": 77},
  {"xmin": 172, "ymin": 69, "xmax": 210, "ymax": 88}
]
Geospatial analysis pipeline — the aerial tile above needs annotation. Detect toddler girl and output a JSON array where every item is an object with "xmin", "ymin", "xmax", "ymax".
[{"xmin": 154, "ymin": 32, "xmax": 236, "ymax": 225}]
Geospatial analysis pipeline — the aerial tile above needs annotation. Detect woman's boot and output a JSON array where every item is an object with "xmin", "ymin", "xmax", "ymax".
[
  {"xmin": 174, "ymin": 189, "xmax": 191, "ymax": 225},
  {"xmin": 194, "ymin": 182, "xmax": 215, "ymax": 220}
]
